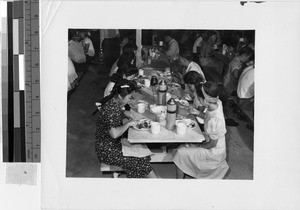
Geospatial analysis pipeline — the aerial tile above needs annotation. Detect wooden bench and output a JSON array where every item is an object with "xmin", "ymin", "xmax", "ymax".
[{"xmin": 100, "ymin": 149, "xmax": 174, "ymax": 178}]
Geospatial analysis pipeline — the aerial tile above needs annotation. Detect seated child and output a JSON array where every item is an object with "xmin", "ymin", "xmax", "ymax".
[{"xmin": 173, "ymin": 81, "xmax": 229, "ymax": 179}]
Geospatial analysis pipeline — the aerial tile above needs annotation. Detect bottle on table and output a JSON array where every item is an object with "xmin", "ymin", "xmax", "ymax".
[
  {"xmin": 166, "ymin": 98, "xmax": 177, "ymax": 131},
  {"xmin": 158, "ymin": 80, "xmax": 167, "ymax": 105}
]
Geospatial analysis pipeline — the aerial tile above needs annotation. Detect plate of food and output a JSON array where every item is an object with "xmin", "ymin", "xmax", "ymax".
[
  {"xmin": 184, "ymin": 119, "xmax": 197, "ymax": 129},
  {"xmin": 149, "ymin": 105, "xmax": 167, "ymax": 114},
  {"xmin": 129, "ymin": 99, "xmax": 148, "ymax": 108},
  {"xmin": 133, "ymin": 119, "xmax": 152, "ymax": 130},
  {"xmin": 176, "ymin": 119, "xmax": 197, "ymax": 129}
]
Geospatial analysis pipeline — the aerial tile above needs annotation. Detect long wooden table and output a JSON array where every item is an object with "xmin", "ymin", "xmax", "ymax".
[{"xmin": 127, "ymin": 68, "xmax": 205, "ymax": 162}]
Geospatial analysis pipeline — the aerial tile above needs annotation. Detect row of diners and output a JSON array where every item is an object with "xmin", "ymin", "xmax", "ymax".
[{"xmin": 68, "ymin": 29, "xmax": 254, "ymax": 124}]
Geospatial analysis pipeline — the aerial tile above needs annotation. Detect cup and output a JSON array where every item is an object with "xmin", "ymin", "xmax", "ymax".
[
  {"xmin": 151, "ymin": 122, "xmax": 161, "ymax": 134},
  {"xmin": 138, "ymin": 69, "xmax": 144, "ymax": 76},
  {"xmin": 176, "ymin": 121, "xmax": 187, "ymax": 135},
  {"xmin": 137, "ymin": 103, "xmax": 146, "ymax": 113},
  {"xmin": 144, "ymin": 79, "xmax": 150, "ymax": 87}
]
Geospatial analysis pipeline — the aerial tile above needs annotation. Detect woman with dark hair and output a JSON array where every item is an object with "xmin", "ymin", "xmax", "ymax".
[
  {"xmin": 183, "ymin": 71, "xmax": 206, "ymax": 108},
  {"xmin": 179, "ymin": 48, "xmax": 206, "ymax": 80},
  {"xmin": 95, "ymin": 80, "xmax": 159, "ymax": 178},
  {"xmin": 109, "ymin": 49, "xmax": 136, "ymax": 77},
  {"xmin": 104, "ymin": 65, "xmax": 138, "ymax": 97},
  {"xmin": 173, "ymin": 81, "xmax": 229, "ymax": 179}
]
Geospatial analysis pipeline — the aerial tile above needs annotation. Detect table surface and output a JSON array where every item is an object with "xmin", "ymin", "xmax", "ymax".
[{"xmin": 128, "ymin": 68, "xmax": 205, "ymax": 144}]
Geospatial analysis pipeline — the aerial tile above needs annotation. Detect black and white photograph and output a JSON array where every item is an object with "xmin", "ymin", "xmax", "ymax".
[
  {"xmin": 38, "ymin": 1, "xmax": 300, "ymax": 210},
  {"xmin": 67, "ymin": 28, "xmax": 255, "ymax": 179}
]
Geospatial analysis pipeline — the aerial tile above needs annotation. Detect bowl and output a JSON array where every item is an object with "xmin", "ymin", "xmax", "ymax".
[{"xmin": 150, "ymin": 105, "xmax": 167, "ymax": 114}]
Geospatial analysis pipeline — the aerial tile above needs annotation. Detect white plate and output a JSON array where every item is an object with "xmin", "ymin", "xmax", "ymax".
[
  {"xmin": 129, "ymin": 100, "xmax": 148, "ymax": 108},
  {"xmin": 176, "ymin": 119, "xmax": 197, "ymax": 129},
  {"xmin": 132, "ymin": 119, "xmax": 152, "ymax": 131},
  {"xmin": 149, "ymin": 105, "xmax": 167, "ymax": 114}
]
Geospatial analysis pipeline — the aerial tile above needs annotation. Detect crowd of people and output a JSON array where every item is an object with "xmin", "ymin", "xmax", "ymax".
[{"xmin": 68, "ymin": 29, "xmax": 255, "ymax": 179}]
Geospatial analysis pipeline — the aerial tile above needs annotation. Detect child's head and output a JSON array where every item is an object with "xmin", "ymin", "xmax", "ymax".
[
  {"xmin": 124, "ymin": 67, "xmax": 138, "ymax": 80},
  {"xmin": 116, "ymin": 65, "xmax": 138, "ymax": 81},
  {"xmin": 196, "ymin": 81, "xmax": 219, "ymax": 105},
  {"xmin": 122, "ymin": 43, "xmax": 138, "ymax": 55},
  {"xmin": 100, "ymin": 79, "xmax": 137, "ymax": 106},
  {"xmin": 238, "ymin": 46, "xmax": 254, "ymax": 63},
  {"xmin": 183, "ymin": 71, "xmax": 205, "ymax": 93},
  {"xmin": 117, "ymin": 50, "xmax": 136, "ymax": 68}
]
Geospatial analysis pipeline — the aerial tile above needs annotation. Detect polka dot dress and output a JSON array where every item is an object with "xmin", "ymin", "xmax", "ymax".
[{"xmin": 95, "ymin": 99, "xmax": 152, "ymax": 178}]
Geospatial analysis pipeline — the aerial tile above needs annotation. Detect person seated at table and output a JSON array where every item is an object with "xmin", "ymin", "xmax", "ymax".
[
  {"xmin": 109, "ymin": 44, "xmax": 137, "ymax": 77},
  {"xmin": 95, "ymin": 80, "xmax": 159, "ymax": 178},
  {"xmin": 198, "ymin": 30, "xmax": 224, "ymax": 76},
  {"xmin": 68, "ymin": 31, "xmax": 86, "ymax": 73},
  {"xmin": 78, "ymin": 29, "xmax": 95, "ymax": 64},
  {"xmin": 163, "ymin": 30, "xmax": 180, "ymax": 62},
  {"xmin": 183, "ymin": 71, "xmax": 206, "ymax": 109},
  {"xmin": 192, "ymin": 31, "xmax": 204, "ymax": 62},
  {"xmin": 237, "ymin": 65, "xmax": 254, "ymax": 121},
  {"xmin": 219, "ymin": 47, "xmax": 253, "ymax": 127},
  {"xmin": 179, "ymin": 48, "xmax": 206, "ymax": 80},
  {"xmin": 173, "ymin": 81, "xmax": 229, "ymax": 179},
  {"xmin": 223, "ymin": 46, "xmax": 253, "ymax": 98},
  {"xmin": 104, "ymin": 66, "xmax": 138, "ymax": 97},
  {"xmin": 100, "ymin": 29, "xmax": 121, "ymax": 70}
]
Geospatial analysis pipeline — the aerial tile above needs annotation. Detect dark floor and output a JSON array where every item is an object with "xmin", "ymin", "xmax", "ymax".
[{"xmin": 66, "ymin": 63, "xmax": 253, "ymax": 179}]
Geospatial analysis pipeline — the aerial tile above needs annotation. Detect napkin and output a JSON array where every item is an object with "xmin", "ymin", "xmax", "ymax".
[{"xmin": 122, "ymin": 144, "xmax": 154, "ymax": 158}]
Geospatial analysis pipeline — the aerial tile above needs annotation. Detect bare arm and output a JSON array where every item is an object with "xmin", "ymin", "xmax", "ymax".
[
  {"xmin": 109, "ymin": 120, "xmax": 136, "ymax": 139},
  {"xmin": 200, "ymin": 135, "xmax": 218, "ymax": 149}
]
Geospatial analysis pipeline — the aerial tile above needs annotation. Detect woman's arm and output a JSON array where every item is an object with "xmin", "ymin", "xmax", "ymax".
[
  {"xmin": 200, "ymin": 136, "xmax": 218, "ymax": 149},
  {"xmin": 109, "ymin": 120, "xmax": 136, "ymax": 139}
]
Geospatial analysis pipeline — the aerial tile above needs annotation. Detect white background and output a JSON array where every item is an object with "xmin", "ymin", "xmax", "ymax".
[{"xmin": 2, "ymin": 0, "xmax": 300, "ymax": 210}]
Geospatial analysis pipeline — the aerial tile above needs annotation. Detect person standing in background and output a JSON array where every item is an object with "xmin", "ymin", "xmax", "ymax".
[
  {"xmin": 163, "ymin": 30, "xmax": 180, "ymax": 62},
  {"xmin": 100, "ymin": 29, "xmax": 121, "ymax": 70},
  {"xmin": 79, "ymin": 30, "xmax": 95, "ymax": 64},
  {"xmin": 90, "ymin": 29, "xmax": 100, "ymax": 64}
]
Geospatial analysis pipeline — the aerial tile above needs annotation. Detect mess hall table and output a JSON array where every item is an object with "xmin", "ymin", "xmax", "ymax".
[{"xmin": 127, "ymin": 67, "xmax": 205, "ymax": 162}]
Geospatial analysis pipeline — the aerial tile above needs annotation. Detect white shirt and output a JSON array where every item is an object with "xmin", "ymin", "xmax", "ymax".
[
  {"xmin": 186, "ymin": 62, "xmax": 206, "ymax": 81},
  {"xmin": 166, "ymin": 39, "xmax": 179, "ymax": 60},
  {"xmin": 192, "ymin": 36, "xmax": 203, "ymax": 53},
  {"xmin": 100, "ymin": 29, "xmax": 119, "ymax": 39},
  {"xmin": 109, "ymin": 59, "xmax": 119, "ymax": 77},
  {"xmin": 237, "ymin": 65, "xmax": 254, "ymax": 99},
  {"xmin": 104, "ymin": 82, "xmax": 115, "ymax": 97},
  {"xmin": 68, "ymin": 57, "xmax": 78, "ymax": 90},
  {"xmin": 68, "ymin": 40, "xmax": 86, "ymax": 63},
  {"xmin": 81, "ymin": 37, "xmax": 95, "ymax": 57}
]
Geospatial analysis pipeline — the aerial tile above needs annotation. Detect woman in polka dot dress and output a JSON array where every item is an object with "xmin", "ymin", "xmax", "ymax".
[{"xmin": 95, "ymin": 80, "xmax": 158, "ymax": 178}]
